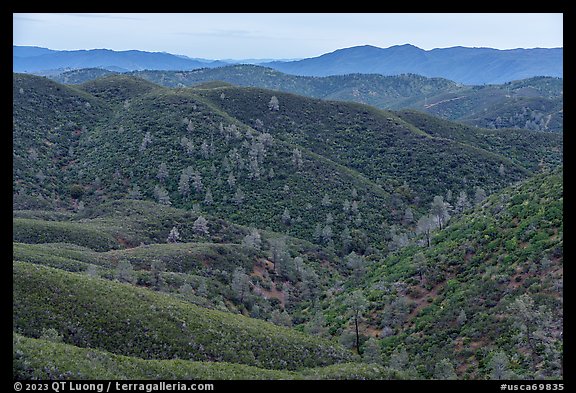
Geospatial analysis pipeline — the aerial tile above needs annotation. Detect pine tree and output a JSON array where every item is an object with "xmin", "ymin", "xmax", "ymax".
[
  {"xmin": 507, "ymin": 294, "xmax": 557, "ymax": 374},
  {"xmin": 127, "ymin": 185, "xmax": 143, "ymax": 200},
  {"xmin": 192, "ymin": 172, "xmax": 203, "ymax": 193},
  {"xmin": 139, "ymin": 131, "xmax": 152, "ymax": 152},
  {"xmin": 115, "ymin": 260, "xmax": 136, "ymax": 284},
  {"xmin": 292, "ymin": 148, "xmax": 303, "ymax": 169},
  {"xmin": 203, "ymin": 188, "xmax": 214, "ymax": 205},
  {"xmin": 186, "ymin": 119, "xmax": 194, "ymax": 133},
  {"xmin": 321, "ymin": 224, "xmax": 333, "ymax": 245},
  {"xmin": 167, "ymin": 226, "xmax": 181, "ymax": 243},
  {"xmin": 231, "ymin": 267, "xmax": 250, "ymax": 303},
  {"xmin": 227, "ymin": 172, "xmax": 236, "ymax": 189},
  {"xmin": 489, "ymin": 350, "xmax": 513, "ymax": 380},
  {"xmin": 340, "ymin": 226, "xmax": 353, "ymax": 255},
  {"xmin": 150, "ymin": 259, "xmax": 166, "ymax": 290},
  {"xmin": 269, "ymin": 237, "xmax": 289, "ymax": 274},
  {"xmin": 412, "ymin": 251, "xmax": 427, "ymax": 282},
  {"xmin": 268, "ymin": 95, "xmax": 280, "ymax": 111},
  {"xmin": 233, "ymin": 188, "xmax": 245, "ymax": 206},
  {"xmin": 178, "ymin": 172, "xmax": 190, "ymax": 197},
  {"xmin": 242, "ymin": 228, "xmax": 262, "ymax": 251},
  {"xmin": 313, "ymin": 223, "xmax": 322, "ymax": 243},
  {"xmin": 345, "ymin": 251, "xmax": 366, "ymax": 284},
  {"xmin": 474, "ymin": 186, "xmax": 487, "ymax": 205},
  {"xmin": 180, "ymin": 136, "xmax": 194, "ymax": 155},
  {"xmin": 193, "ymin": 216, "xmax": 209, "ymax": 236},
  {"xmin": 388, "ymin": 347, "xmax": 409, "ymax": 371},
  {"xmin": 403, "ymin": 207, "xmax": 414, "ymax": 225},
  {"xmin": 454, "ymin": 190, "xmax": 471, "ymax": 213},
  {"xmin": 281, "ymin": 207, "xmax": 291, "ymax": 225},
  {"xmin": 416, "ymin": 214, "xmax": 436, "ymax": 247},
  {"xmin": 157, "ymin": 163, "xmax": 169, "ymax": 183},
  {"xmin": 430, "ymin": 195, "xmax": 451, "ymax": 229},
  {"xmin": 345, "ymin": 290, "xmax": 368, "ymax": 355},
  {"xmin": 154, "ymin": 185, "xmax": 171, "ymax": 206},
  {"xmin": 457, "ymin": 309, "xmax": 467, "ymax": 326},
  {"xmin": 306, "ymin": 311, "xmax": 328, "ymax": 337}
]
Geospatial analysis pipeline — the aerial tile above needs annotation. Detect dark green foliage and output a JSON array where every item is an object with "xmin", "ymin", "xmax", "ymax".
[
  {"xmin": 12, "ymin": 72, "xmax": 562, "ymax": 380},
  {"xmin": 13, "ymin": 261, "xmax": 352, "ymax": 371},
  {"xmin": 14, "ymin": 333, "xmax": 407, "ymax": 380},
  {"xmin": 197, "ymin": 86, "xmax": 533, "ymax": 205},
  {"xmin": 50, "ymin": 67, "xmax": 563, "ymax": 132},
  {"xmin": 395, "ymin": 110, "xmax": 563, "ymax": 170},
  {"xmin": 323, "ymin": 169, "xmax": 563, "ymax": 379},
  {"xmin": 13, "ymin": 218, "xmax": 117, "ymax": 251}
]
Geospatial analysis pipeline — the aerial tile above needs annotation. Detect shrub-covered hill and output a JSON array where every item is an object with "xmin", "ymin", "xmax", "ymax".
[
  {"xmin": 407, "ymin": 76, "xmax": 563, "ymax": 132},
  {"xmin": 13, "ymin": 73, "xmax": 563, "ymax": 254},
  {"xmin": 13, "ymin": 199, "xmax": 350, "ymax": 326},
  {"xmin": 14, "ymin": 73, "xmax": 395, "ymax": 251},
  {"xmin": 195, "ymin": 85, "xmax": 534, "ymax": 199},
  {"xmin": 13, "ymin": 261, "xmax": 353, "ymax": 371},
  {"xmin": 319, "ymin": 168, "xmax": 563, "ymax": 379},
  {"xmin": 13, "ymin": 333, "xmax": 407, "ymax": 380},
  {"xmin": 49, "ymin": 65, "xmax": 463, "ymax": 107},
  {"xmin": 394, "ymin": 110, "xmax": 563, "ymax": 171},
  {"xmin": 49, "ymin": 66, "xmax": 563, "ymax": 132}
]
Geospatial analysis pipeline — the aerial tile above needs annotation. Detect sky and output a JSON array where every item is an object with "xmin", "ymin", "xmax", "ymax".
[{"xmin": 13, "ymin": 13, "xmax": 563, "ymax": 60}]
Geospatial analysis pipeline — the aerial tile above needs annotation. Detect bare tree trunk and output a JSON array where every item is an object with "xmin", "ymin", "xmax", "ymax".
[{"xmin": 355, "ymin": 313, "xmax": 361, "ymax": 355}]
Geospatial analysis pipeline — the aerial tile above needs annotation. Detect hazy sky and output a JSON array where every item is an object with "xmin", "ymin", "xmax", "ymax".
[{"xmin": 13, "ymin": 13, "xmax": 563, "ymax": 59}]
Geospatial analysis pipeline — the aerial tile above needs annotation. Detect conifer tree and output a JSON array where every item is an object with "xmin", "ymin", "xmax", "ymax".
[
  {"xmin": 231, "ymin": 267, "xmax": 250, "ymax": 304},
  {"xmin": 157, "ymin": 163, "xmax": 169, "ymax": 183},
  {"xmin": 193, "ymin": 216, "xmax": 209, "ymax": 236},
  {"xmin": 167, "ymin": 226, "xmax": 181, "ymax": 243},
  {"xmin": 345, "ymin": 290, "xmax": 368, "ymax": 355},
  {"xmin": 268, "ymin": 95, "xmax": 280, "ymax": 111},
  {"xmin": 178, "ymin": 172, "xmax": 190, "ymax": 197},
  {"xmin": 433, "ymin": 358, "xmax": 457, "ymax": 380},
  {"xmin": 115, "ymin": 260, "xmax": 136, "ymax": 284}
]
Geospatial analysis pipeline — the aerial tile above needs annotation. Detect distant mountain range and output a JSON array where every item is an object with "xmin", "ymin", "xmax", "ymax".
[
  {"xmin": 13, "ymin": 46, "xmax": 229, "ymax": 74},
  {"xmin": 265, "ymin": 44, "xmax": 563, "ymax": 85},
  {"xmin": 13, "ymin": 44, "xmax": 562, "ymax": 85}
]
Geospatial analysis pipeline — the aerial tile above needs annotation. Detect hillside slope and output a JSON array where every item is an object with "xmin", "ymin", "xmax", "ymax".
[
  {"xmin": 13, "ymin": 72, "xmax": 563, "ymax": 380},
  {"xmin": 13, "ymin": 73, "xmax": 563, "ymax": 253},
  {"xmin": 49, "ymin": 66, "xmax": 563, "ymax": 132},
  {"xmin": 320, "ymin": 168, "xmax": 563, "ymax": 379}
]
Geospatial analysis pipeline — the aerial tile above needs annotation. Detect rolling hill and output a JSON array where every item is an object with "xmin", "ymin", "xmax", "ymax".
[
  {"xmin": 49, "ymin": 65, "xmax": 563, "ymax": 132},
  {"xmin": 12, "ymin": 72, "xmax": 563, "ymax": 380}
]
